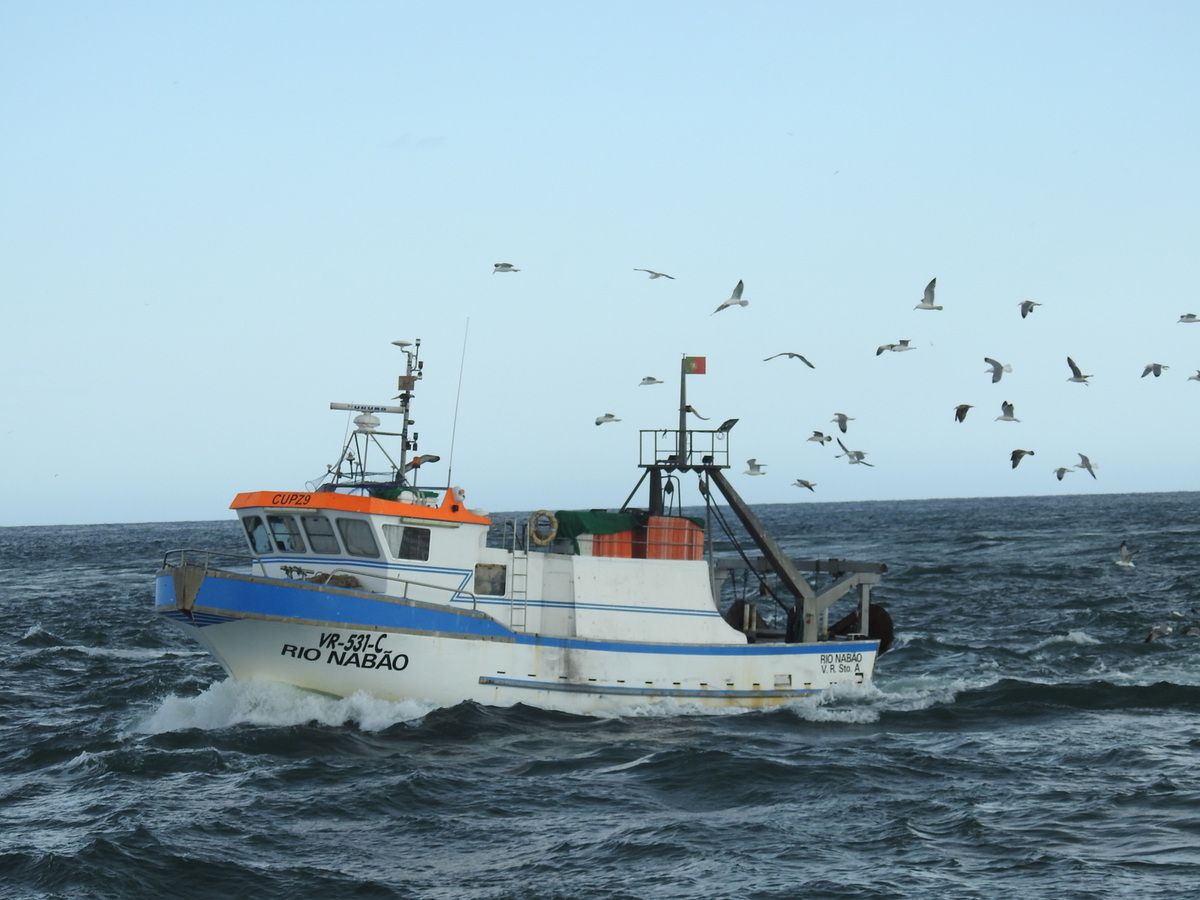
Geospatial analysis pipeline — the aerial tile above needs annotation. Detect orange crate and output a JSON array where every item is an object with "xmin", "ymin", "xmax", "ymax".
[
  {"xmin": 644, "ymin": 516, "xmax": 704, "ymax": 561},
  {"xmin": 592, "ymin": 530, "xmax": 635, "ymax": 558}
]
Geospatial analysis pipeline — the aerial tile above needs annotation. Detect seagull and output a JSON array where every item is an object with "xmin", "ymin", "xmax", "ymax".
[
  {"xmin": 1145, "ymin": 624, "xmax": 1173, "ymax": 642},
  {"xmin": 594, "ymin": 413, "xmax": 621, "ymax": 426},
  {"xmin": 1075, "ymin": 453, "xmax": 1098, "ymax": 479},
  {"xmin": 807, "ymin": 430, "xmax": 833, "ymax": 445},
  {"xmin": 1053, "ymin": 467, "xmax": 1073, "ymax": 481},
  {"xmin": 995, "ymin": 401, "xmax": 1020, "ymax": 422},
  {"xmin": 831, "ymin": 413, "xmax": 854, "ymax": 434},
  {"xmin": 1179, "ymin": 314, "xmax": 1198, "ymax": 323},
  {"xmin": 954, "ymin": 404, "xmax": 973, "ymax": 423},
  {"xmin": 984, "ymin": 357, "xmax": 1013, "ymax": 383},
  {"xmin": 634, "ymin": 268, "xmax": 675, "ymax": 280},
  {"xmin": 1011, "ymin": 449, "xmax": 1035, "ymax": 469},
  {"xmin": 1141, "ymin": 363, "xmax": 1169, "ymax": 378},
  {"xmin": 1066, "ymin": 357, "xmax": 1092, "ymax": 385},
  {"xmin": 684, "ymin": 404, "xmax": 709, "ymax": 420},
  {"xmin": 836, "ymin": 438, "xmax": 874, "ymax": 466},
  {"xmin": 1189, "ymin": 371, "xmax": 1200, "ymax": 382},
  {"xmin": 914, "ymin": 278, "xmax": 942, "ymax": 310},
  {"xmin": 712, "ymin": 280, "xmax": 747, "ymax": 315},
  {"xmin": 793, "ymin": 479, "xmax": 817, "ymax": 492},
  {"xmin": 493, "ymin": 263, "xmax": 520, "ymax": 273},
  {"xmin": 745, "ymin": 458, "xmax": 767, "ymax": 476},
  {"xmin": 764, "ymin": 352, "xmax": 815, "ymax": 368},
  {"xmin": 1019, "ymin": 300, "xmax": 1042, "ymax": 319},
  {"xmin": 1116, "ymin": 541, "xmax": 1135, "ymax": 569},
  {"xmin": 876, "ymin": 339, "xmax": 915, "ymax": 355},
  {"xmin": 639, "ymin": 376, "xmax": 663, "ymax": 386}
]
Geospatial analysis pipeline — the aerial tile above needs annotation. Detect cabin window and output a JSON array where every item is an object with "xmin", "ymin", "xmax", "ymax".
[
  {"xmin": 382, "ymin": 524, "xmax": 431, "ymax": 561},
  {"xmin": 336, "ymin": 517, "xmax": 380, "ymax": 558},
  {"xmin": 474, "ymin": 563, "xmax": 507, "ymax": 596},
  {"xmin": 267, "ymin": 515, "xmax": 307, "ymax": 553},
  {"xmin": 302, "ymin": 515, "xmax": 341, "ymax": 554},
  {"xmin": 243, "ymin": 516, "xmax": 272, "ymax": 554}
]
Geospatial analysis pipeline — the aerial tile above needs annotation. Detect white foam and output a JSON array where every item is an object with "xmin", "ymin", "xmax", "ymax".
[
  {"xmin": 858, "ymin": 673, "xmax": 1000, "ymax": 715},
  {"xmin": 20, "ymin": 623, "xmax": 62, "ymax": 643},
  {"xmin": 132, "ymin": 678, "xmax": 440, "ymax": 734},
  {"xmin": 1029, "ymin": 630, "xmax": 1102, "ymax": 651}
]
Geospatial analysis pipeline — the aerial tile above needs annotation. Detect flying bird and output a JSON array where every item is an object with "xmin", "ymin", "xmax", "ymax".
[
  {"xmin": 1075, "ymin": 453, "xmax": 1098, "ymax": 479},
  {"xmin": 1066, "ymin": 357, "xmax": 1092, "ymax": 385},
  {"xmin": 1011, "ymin": 449, "xmax": 1035, "ymax": 469},
  {"xmin": 1116, "ymin": 541, "xmax": 1135, "ymax": 569},
  {"xmin": 764, "ymin": 352, "xmax": 815, "ymax": 368},
  {"xmin": 807, "ymin": 430, "xmax": 833, "ymax": 445},
  {"xmin": 995, "ymin": 401, "xmax": 1020, "ymax": 422},
  {"xmin": 595, "ymin": 413, "xmax": 621, "ymax": 426},
  {"xmin": 1053, "ymin": 467, "xmax": 1073, "ymax": 481},
  {"xmin": 914, "ymin": 278, "xmax": 942, "ymax": 311},
  {"xmin": 793, "ymin": 479, "xmax": 817, "ymax": 492},
  {"xmin": 831, "ymin": 413, "xmax": 854, "ymax": 434},
  {"xmin": 744, "ymin": 458, "xmax": 767, "ymax": 476},
  {"xmin": 493, "ymin": 263, "xmax": 520, "ymax": 273},
  {"xmin": 954, "ymin": 404, "xmax": 973, "ymax": 423},
  {"xmin": 712, "ymin": 280, "xmax": 747, "ymax": 315},
  {"xmin": 639, "ymin": 376, "xmax": 663, "ymax": 386},
  {"xmin": 1141, "ymin": 363, "xmax": 1169, "ymax": 378},
  {"xmin": 1019, "ymin": 300, "xmax": 1041, "ymax": 319},
  {"xmin": 634, "ymin": 268, "xmax": 675, "ymax": 280},
  {"xmin": 1189, "ymin": 371, "xmax": 1200, "ymax": 382},
  {"xmin": 876, "ymin": 339, "xmax": 915, "ymax": 356},
  {"xmin": 984, "ymin": 358, "xmax": 1013, "ymax": 383},
  {"xmin": 1179, "ymin": 314, "xmax": 1198, "ymax": 323},
  {"xmin": 835, "ymin": 438, "xmax": 874, "ymax": 466}
]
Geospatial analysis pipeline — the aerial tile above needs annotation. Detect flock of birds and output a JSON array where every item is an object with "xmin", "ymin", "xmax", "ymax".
[
  {"xmin": 497, "ymin": 263, "xmax": 1198, "ymax": 640},
  {"xmin": 497, "ymin": 263, "xmax": 1199, "ymax": 487}
]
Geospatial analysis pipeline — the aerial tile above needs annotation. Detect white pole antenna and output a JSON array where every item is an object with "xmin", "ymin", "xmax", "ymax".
[{"xmin": 446, "ymin": 317, "xmax": 470, "ymax": 487}]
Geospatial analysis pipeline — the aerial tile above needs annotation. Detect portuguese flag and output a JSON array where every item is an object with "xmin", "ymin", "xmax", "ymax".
[{"xmin": 682, "ymin": 356, "xmax": 706, "ymax": 375}]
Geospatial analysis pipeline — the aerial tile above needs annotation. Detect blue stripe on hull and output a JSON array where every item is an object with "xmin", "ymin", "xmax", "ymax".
[{"xmin": 154, "ymin": 572, "xmax": 512, "ymax": 638}]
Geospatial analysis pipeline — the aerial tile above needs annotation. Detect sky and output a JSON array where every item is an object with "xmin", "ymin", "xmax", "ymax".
[{"xmin": 2, "ymin": 2, "xmax": 1199, "ymax": 527}]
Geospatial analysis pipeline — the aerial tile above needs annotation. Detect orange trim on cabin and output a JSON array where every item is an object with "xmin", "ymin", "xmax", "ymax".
[{"xmin": 229, "ymin": 490, "xmax": 492, "ymax": 525}]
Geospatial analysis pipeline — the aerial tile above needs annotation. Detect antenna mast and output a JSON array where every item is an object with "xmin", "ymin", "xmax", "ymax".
[{"xmin": 394, "ymin": 338, "xmax": 423, "ymax": 479}]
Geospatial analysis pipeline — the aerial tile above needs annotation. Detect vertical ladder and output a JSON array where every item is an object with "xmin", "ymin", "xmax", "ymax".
[{"xmin": 509, "ymin": 523, "xmax": 529, "ymax": 631}]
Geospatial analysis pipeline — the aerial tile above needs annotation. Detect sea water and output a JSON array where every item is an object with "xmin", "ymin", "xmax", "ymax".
[{"xmin": 1, "ymin": 493, "xmax": 1197, "ymax": 898}]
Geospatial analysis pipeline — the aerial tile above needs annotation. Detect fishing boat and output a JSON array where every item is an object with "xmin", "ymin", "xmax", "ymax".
[{"xmin": 155, "ymin": 341, "xmax": 894, "ymax": 715}]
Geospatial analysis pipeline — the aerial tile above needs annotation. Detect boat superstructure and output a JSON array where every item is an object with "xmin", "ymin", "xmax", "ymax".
[{"xmin": 156, "ymin": 342, "xmax": 893, "ymax": 715}]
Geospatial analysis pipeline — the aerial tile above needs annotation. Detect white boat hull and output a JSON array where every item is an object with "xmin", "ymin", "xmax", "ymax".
[{"xmin": 156, "ymin": 570, "xmax": 878, "ymax": 716}]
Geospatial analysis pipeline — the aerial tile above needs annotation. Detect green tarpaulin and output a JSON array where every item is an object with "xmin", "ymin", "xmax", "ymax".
[{"xmin": 554, "ymin": 510, "xmax": 638, "ymax": 552}]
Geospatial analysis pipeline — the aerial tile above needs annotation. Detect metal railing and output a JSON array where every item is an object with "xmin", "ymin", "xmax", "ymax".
[
  {"xmin": 639, "ymin": 428, "xmax": 731, "ymax": 469},
  {"xmin": 161, "ymin": 548, "xmax": 269, "ymax": 577},
  {"xmin": 160, "ymin": 548, "xmax": 478, "ymax": 611},
  {"xmin": 322, "ymin": 567, "xmax": 478, "ymax": 611}
]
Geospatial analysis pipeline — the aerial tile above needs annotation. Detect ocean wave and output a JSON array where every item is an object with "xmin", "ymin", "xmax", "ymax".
[
  {"xmin": 1028, "ymin": 630, "xmax": 1103, "ymax": 651},
  {"xmin": 132, "ymin": 678, "xmax": 440, "ymax": 734},
  {"xmin": 17, "ymin": 623, "xmax": 65, "ymax": 647},
  {"xmin": 20, "ymin": 644, "xmax": 210, "ymax": 661}
]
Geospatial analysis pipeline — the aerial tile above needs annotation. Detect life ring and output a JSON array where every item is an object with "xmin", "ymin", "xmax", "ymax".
[{"xmin": 529, "ymin": 510, "xmax": 559, "ymax": 546}]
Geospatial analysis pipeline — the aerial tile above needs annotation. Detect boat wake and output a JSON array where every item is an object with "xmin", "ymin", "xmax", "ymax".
[{"xmin": 134, "ymin": 678, "xmax": 440, "ymax": 735}]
